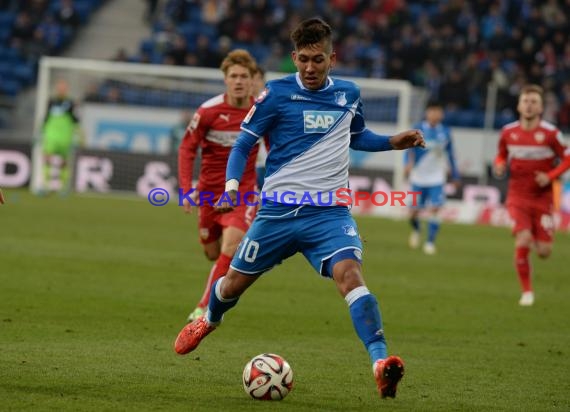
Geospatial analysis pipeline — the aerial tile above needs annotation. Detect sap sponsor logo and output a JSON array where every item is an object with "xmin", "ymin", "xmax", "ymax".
[{"xmin": 303, "ymin": 111, "xmax": 343, "ymax": 133}]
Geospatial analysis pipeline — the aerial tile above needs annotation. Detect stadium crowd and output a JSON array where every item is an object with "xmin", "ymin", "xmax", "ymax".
[
  {"xmin": 125, "ymin": 0, "xmax": 570, "ymax": 130},
  {"xmin": 1, "ymin": 0, "xmax": 570, "ymax": 131},
  {"xmin": 0, "ymin": 0, "xmax": 103, "ymax": 127}
]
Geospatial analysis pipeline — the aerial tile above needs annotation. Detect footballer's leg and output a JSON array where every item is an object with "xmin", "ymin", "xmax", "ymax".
[
  {"xmin": 186, "ymin": 210, "xmax": 220, "ymax": 322},
  {"xmin": 42, "ymin": 154, "xmax": 53, "ymax": 193},
  {"xmin": 514, "ymin": 229, "xmax": 534, "ymax": 306},
  {"xmin": 304, "ymin": 208, "xmax": 404, "ymax": 398},
  {"xmin": 331, "ymin": 259, "xmax": 404, "ymax": 398},
  {"xmin": 175, "ymin": 207, "xmax": 296, "ymax": 354},
  {"xmin": 174, "ymin": 268, "xmax": 257, "ymax": 355},
  {"xmin": 423, "ymin": 206, "xmax": 441, "ymax": 255},
  {"xmin": 189, "ymin": 225, "xmax": 244, "ymax": 321},
  {"xmin": 58, "ymin": 141, "xmax": 74, "ymax": 195},
  {"xmin": 423, "ymin": 186, "xmax": 444, "ymax": 255},
  {"xmin": 408, "ymin": 185, "xmax": 424, "ymax": 249},
  {"xmin": 408, "ymin": 208, "xmax": 421, "ymax": 249}
]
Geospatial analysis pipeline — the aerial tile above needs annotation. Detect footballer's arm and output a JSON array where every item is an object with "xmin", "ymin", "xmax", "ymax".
[
  {"xmin": 218, "ymin": 130, "xmax": 258, "ymax": 212},
  {"xmin": 350, "ymin": 128, "xmax": 424, "ymax": 151}
]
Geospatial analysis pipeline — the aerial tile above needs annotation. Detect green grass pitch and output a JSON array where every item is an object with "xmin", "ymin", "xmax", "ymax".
[{"xmin": 1, "ymin": 190, "xmax": 569, "ymax": 411}]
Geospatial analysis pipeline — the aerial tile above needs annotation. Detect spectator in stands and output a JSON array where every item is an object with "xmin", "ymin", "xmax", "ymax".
[
  {"xmin": 24, "ymin": 0, "xmax": 49, "ymax": 25},
  {"xmin": 54, "ymin": 0, "xmax": 80, "ymax": 32},
  {"xmin": 194, "ymin": 34, "xmax": 220, "ymax": 68},
  {"xmin": 165, "ymin": 34, "xmax": 187, "ymax": 66},
  {"xmin": 128, "ymin": 0, "xmax": 570, "ymax": 129},
  {"xmin": 112, "ymin": 48, "xmax": 129, "ymax": 62},
  {"xmin": 559, "ymin": 82, "xmax": 570, "ymax": 132},
  {"xmin": 105, "ymin": 86, "xmax": 123, "ymax": 104},
  {"xmin": 0, "ymin": 0, "xmax": 18, "ymax": 11},
  {"xmin": 10, "ymin": 11, "xmax": 35, "ymax": 46},
  {"xmin": 144, "ymin": 0, "xmax": 159, "ymax": 24}
]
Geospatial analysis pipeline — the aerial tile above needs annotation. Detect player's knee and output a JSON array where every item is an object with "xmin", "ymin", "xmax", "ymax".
[
  {"xmin": 333, "ymin": 264, "xmax": 364, "ymax": 297},
  {"xmin": 514, "ymin": 232, "xmax": 533, "ymax": 248},
  {"xmin": 536, "ymin": 247, "xmax": 551, "ymax": 259},
  {"xmin": 220, "ymin": 241, "xmax": 240, "ymax": 257}
]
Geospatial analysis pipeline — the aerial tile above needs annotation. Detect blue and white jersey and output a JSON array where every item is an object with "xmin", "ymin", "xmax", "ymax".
[
  {"xmin": 241, "ymin": 73, "xmax": 365, "ymax": 205},
  {"xmin": 405, "ymin": 120, "xmax": 459, "ymax": 187}
]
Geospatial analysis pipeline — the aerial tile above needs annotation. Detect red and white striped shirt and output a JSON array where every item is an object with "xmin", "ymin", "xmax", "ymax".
[
  {"xmin": 495, "ymin": 120, "xmax": 570, "ymax": 205},
  {"xmin": 178, "ymin": 93, "xmax": 258, "ymax": 197}
]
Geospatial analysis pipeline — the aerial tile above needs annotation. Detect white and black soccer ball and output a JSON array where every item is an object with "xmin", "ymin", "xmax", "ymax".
[{"xmin": 242, "ymin": 353, "xmax": 293, "ymax": 400}]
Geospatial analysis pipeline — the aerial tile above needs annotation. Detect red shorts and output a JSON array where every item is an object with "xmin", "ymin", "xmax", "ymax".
[
  {"xmin": 507, "ymin": 203, "xmax": 554, "ymax": 242},
  {"xmin": 197, "ymin": 203, "xmax": 257, "ymax": 244}
]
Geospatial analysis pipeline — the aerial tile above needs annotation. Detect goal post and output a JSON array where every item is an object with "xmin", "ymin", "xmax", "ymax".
[{"xmin": 32, "ymin": 56, "xmax": 423, "ymax": 195}]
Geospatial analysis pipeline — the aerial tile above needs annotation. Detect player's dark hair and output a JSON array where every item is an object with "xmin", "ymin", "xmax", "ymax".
[
  {"xmin": 425, "ymin": 100, "xmax": 443, "ymax": 109},
  {"xmin": 290, "ymin": 18, "xmax": 332, "ymax": 53},
  {"xmin": 220, "ymin": 49, "xmax": 257, "ymax": 76}
]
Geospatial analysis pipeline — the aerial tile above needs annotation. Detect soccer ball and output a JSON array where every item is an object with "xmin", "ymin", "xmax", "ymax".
[{"xmin": 242, "ymin": 353, "xmax": 293, "ymax": 400}]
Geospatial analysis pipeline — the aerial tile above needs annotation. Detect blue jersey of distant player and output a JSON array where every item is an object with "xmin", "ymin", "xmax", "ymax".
[
  {"xmin": 241, "ymin": 73, "xmax": 366, "ymax": 205},
  {"xmin": 405, "ymin": 120, "xmax": 459, "ymax": 187},
  {"xmin": 405, "ymin": 120, "xmax": 459, "ymax": 207}
]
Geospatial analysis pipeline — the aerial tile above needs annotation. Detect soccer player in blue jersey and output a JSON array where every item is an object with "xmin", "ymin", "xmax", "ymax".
[
  {"xmin": 405, "ymin": 101, "xmax": 460, "ymax": 255},
  {"xmin": 174, "ymin": 18, "xmax": 425, "ymax": 399}
]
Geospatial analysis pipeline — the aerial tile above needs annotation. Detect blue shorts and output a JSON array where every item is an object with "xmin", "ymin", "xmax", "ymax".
[
  {"xmin": 410, "ymin": 184, "xmax": 445, "ymax": 209},
  {"xmin": 231, "ymin": 202, "xmax": 363, "ymax": 277}
]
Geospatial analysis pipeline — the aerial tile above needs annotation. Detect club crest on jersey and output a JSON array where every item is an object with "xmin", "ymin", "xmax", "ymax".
[
  {"xmin": 534, "ymin": 131, "xmax": 545, "ymax": 143},
  {"xmin": 334, "ymin": 91, "xmax": 347, "ymax": 106},
  {"xmin": 303, "ymin": 110, "xmax": 343, "ymax": 133},
  {"xmin": 343, "ymin": 225, "xmax": 357, "ymax": 236}
]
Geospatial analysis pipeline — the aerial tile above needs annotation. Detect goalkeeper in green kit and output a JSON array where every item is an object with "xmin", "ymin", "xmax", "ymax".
[{"xmin": 41, "ymin": 79, "xmax": 80, "ymax": 194}]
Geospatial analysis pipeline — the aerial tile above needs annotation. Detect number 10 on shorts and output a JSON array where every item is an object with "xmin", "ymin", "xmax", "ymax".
[{"xmin": 238, "ymin": 237, "xmax": 259, "ymax": 263}]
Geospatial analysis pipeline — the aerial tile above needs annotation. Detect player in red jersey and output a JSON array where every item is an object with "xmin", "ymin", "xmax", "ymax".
[
  {"xmin": 494, "ymin": 84, "xmax": 570, "ymax": 306},
  {"xmin": 178, "ymin": 49, "xmax": 259, "ymax": 321}
]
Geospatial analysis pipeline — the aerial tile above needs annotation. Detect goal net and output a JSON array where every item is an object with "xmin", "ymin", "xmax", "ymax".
[{"xmin": 31, "ymin": 56, "xmax": 426, "ymax": 196}]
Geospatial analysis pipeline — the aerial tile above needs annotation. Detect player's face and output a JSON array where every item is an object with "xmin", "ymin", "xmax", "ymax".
[
  {"xmin": 55, "ymin": 79, "xmax": 69, "ymax": 97},
  {"xmin": 224, "ymin": 64, "xmax": 253, "ymax": 102},
  {"xmin": 517, "ymin": 92, "xmax": 543, "ymax": 121},
  {"xmin": 292, "ymin": 41, "xmax": 336, "ymax": 90},
  {"xmin": 425, "ymin": 107, "xmax": 443, "ymax": 125}
]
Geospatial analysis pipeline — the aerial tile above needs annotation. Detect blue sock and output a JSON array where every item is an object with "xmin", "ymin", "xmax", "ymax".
[
  {"xmin": 346, "ymin": 286, "xmax": 387, "ymax": 364},
  {"xmin": 206, "ymin": 277, "xmax": 239, "ymax": 324},
  {"xmin": 427, "ymin": 217, "xmax": 440, "ymax": 243},
  {"xmin": 410, "ymin": 217, "xmax": 420, "ymax": 232}
]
